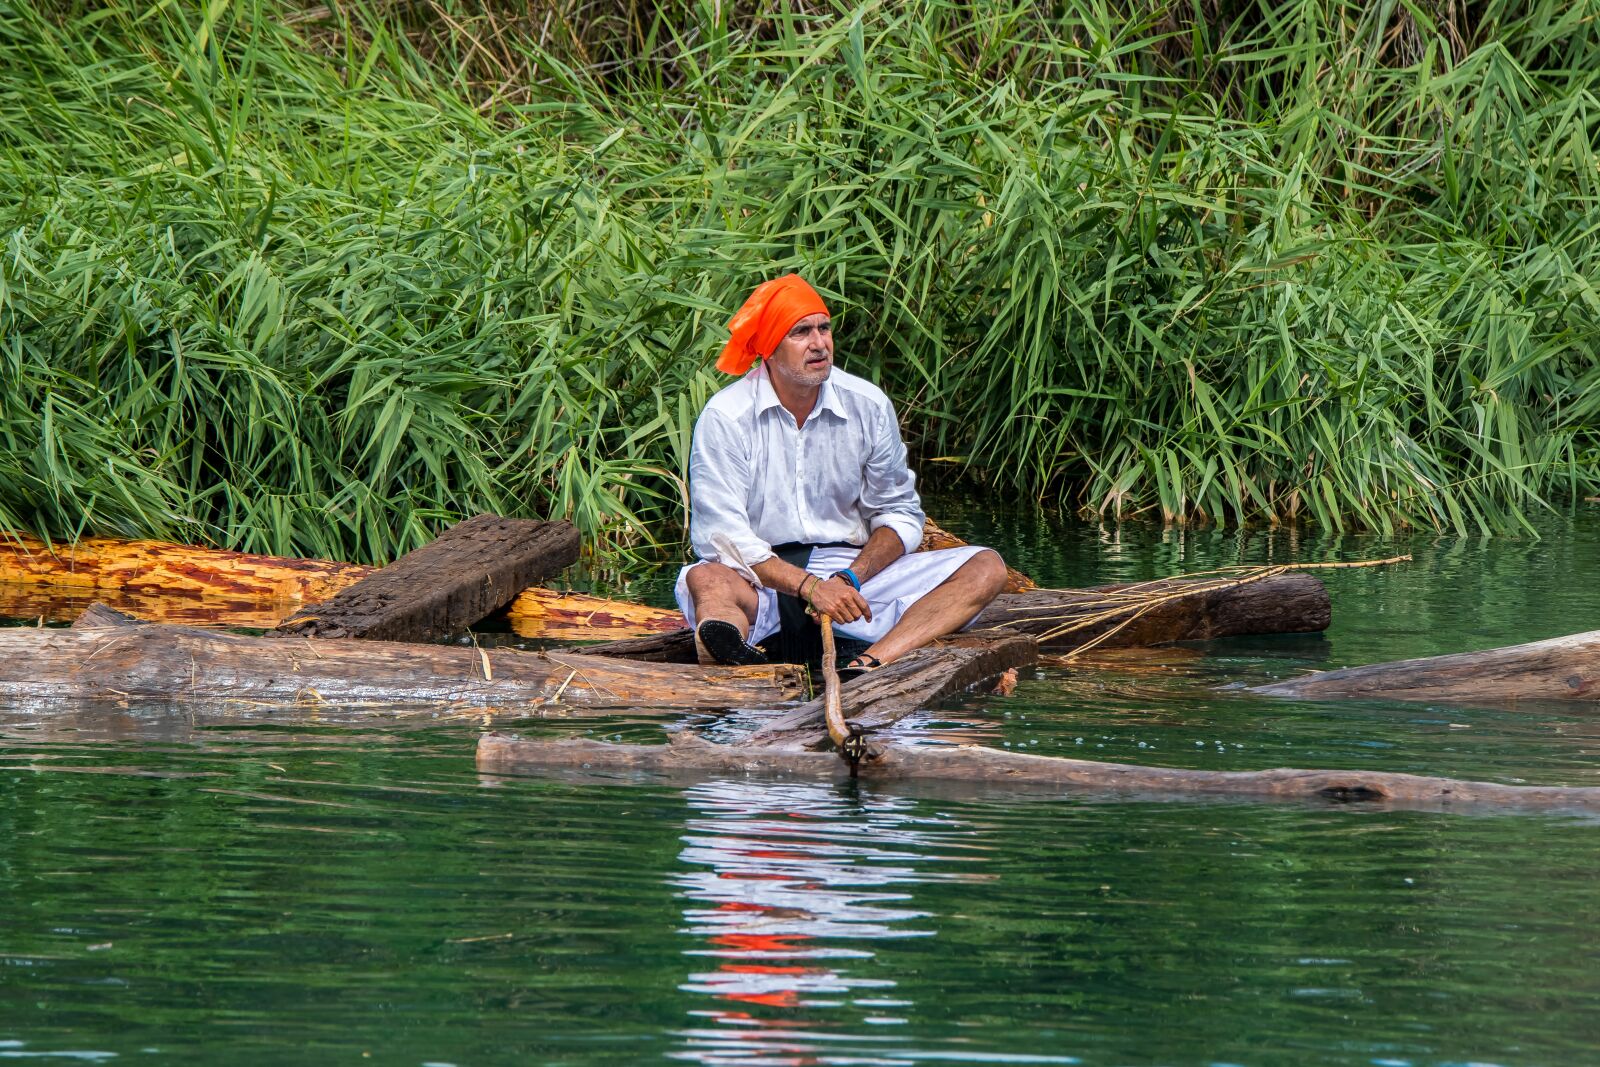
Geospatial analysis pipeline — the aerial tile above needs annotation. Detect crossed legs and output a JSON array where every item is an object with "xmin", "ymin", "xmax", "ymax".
[{"xmin": 686, "ymin": 550, "xmax": 1008, "ymax": 667}]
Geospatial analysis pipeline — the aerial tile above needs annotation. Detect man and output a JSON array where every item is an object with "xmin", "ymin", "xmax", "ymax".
[{"xmin": 676, "ymin": 273, "xmax": 1008, "ymax": 673}]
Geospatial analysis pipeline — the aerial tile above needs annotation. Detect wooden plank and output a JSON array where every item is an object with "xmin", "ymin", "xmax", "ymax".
[
  {"xmin": 270, "ymin": 515, "xmax": 578, "ymax": 642},
  {"xmin": 581, "ymin": 574, "xmax": 1331, "ymax": 663},
  {"xmin": 476, "ymin": 733, "xmax": 1600, "ymax": 813},
  {"xmin": 1252, "ymin": 628, "xmax": 1600, "ymax": 704},
  {"xmin": 4, "ymin": 616, "xmax": 805, "ymax": 709}
]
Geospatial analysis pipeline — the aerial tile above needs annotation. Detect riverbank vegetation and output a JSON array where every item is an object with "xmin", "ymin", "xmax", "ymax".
[{"xmin": 2, "ymin": 0, "xmax": 1596, "ymax": 559}]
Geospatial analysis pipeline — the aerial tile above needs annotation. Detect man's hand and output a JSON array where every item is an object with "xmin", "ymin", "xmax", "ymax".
[{"xmin": 808, "ymin": 575, "xmax": 871, "ymax": 624}]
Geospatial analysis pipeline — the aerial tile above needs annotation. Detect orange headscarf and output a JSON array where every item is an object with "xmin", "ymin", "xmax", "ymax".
[{"xmin": 716, "ymin": 274, "xmax": 830, "ymax": 375}]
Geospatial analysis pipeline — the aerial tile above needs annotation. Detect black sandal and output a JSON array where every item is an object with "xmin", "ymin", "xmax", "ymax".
[
  {"xmin": 695, "ymin": 619, "xmax": 769, "ymax": 666},
  {"xmin": 838, "ymin": 652, "xmax": 882, "ymax": 682}
]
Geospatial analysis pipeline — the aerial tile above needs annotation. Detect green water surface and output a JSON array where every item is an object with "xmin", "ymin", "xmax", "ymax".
[{"xmin": 2, "ymin": 505, "xmax": 1598, "ymax": 1065}]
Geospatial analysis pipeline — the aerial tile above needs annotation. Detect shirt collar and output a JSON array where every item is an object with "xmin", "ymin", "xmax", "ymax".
[{"xmin": 751, "ymin": 365, "xmax": 850, "ymax": 422}]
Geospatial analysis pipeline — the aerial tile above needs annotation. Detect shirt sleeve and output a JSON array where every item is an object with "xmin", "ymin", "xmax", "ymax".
[
  {"xmin": 688, "ymin": 408, "xmax": 774, "ymax": 570},
  {"xmin": 859, "ymin": 400, "xmax": 926, "ymax": 556}
]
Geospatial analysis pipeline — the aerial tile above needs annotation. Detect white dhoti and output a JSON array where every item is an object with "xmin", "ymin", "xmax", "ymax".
[{"xmin": 674, "ymin": 545, "xmax": 991, "ymax": 646}]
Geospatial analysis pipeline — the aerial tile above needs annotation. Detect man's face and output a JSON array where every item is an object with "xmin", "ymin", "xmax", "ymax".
[{"xmin": 765, "ymin": 313, "xmax": 834, "ymax": 390}]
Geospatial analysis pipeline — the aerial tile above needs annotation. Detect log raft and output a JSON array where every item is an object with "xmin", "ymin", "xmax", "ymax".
[
  {"xmin": 476, "ymin": 733, "xmax": 1600, "ymax": 812},
  {"xmin": 583, "ymin": 573, "xmax": 1332, "ymax": 662},
  {"xmin": 4, "ymin": 609, "xmax": 806, "ymax": 710},
  {"xmin": 1252, "ymin": 628, "xmax": 1600, "ymax": 704},
  {"xmin": 0, "ymin": 518, "xmax": 1019, "ymax": 638}
]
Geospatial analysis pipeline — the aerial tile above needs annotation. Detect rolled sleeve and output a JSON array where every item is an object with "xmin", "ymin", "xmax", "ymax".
[
  {"xmin": 688, "ymin": 409, "xmax": 774, "ymax": 570},
  {"xmin": 860, "ymin": 402, "xmax": 925, "ymax": 555}
]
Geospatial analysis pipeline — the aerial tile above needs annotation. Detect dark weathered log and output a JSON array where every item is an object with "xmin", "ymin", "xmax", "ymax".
[
  {"xmin": 1253, "ymin": 628, "xmax": 1600, "ymax": 704},
  {"xmin": 476, "ymin": 733, "xmax": 1600, "ymax": 813},
  {"xmin": 975, "ymin": 573, "xmax": 1331, "ymax": 646},
  {"xmin": 0, "ymin": 621, "xmax": 805, "ymax": 709},
  {"xmin": 582, "ymin": 574, "xmax": 1331, "ymax": 663},
  {"xmin": 744, "ymin": 629, "xmax": 1038, "ymax": 749},
  {"xmin": 270, "ymin": 515, "xmax": 579, "ymax": 642}
]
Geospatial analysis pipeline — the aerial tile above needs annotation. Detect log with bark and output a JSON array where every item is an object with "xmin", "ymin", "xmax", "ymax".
[
  {"xmin": 0, "ymin": 532, "xmax": 682, "ymax": 638},
  {"xmin": 582, "ymin": 573, "xmax": 1331, "ymax": 662},
  {"xmin": 1252, "ymin": 628, "xmax": 1600, "ymax": 704},
  {"xmin": 269, "ymin": 515, "xmax": 578, "ymax": 642},
  {"xmin": 475, "ymin": 732, "xmax": 1600, "ymax": 812},
  {"xmin": 2, "ymin": 606, "xmax": 805, "ymax": 710},
  {"xmin": 0, "ymin": 517, "xmax": 1016, "ymax": 639}
]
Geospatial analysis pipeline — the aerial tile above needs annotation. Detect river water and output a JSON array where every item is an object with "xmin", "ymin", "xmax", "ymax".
[{"xmin": 2, "ymin": 505, "xmax": 1597, "ymax": 1065}]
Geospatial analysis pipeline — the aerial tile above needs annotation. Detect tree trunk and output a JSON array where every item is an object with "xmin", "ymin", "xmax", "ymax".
[
  {"xmin": 1252, "ymin": 628, "xmax": 1600, "ymax": 704},
  {"xmin": 582, "ymin": 574, "xmax": 1331, "ymax": 662},
  {"xmin": 476, "ymin": 733, "xmax": 1600, "ymax": 813},
  {"xmin": 3, "ymin": 613, "xmax": 805, "ymax": 709},
  {"xmin": 269, "ymin": 515, "xmax": 578, "ymax": 642}
]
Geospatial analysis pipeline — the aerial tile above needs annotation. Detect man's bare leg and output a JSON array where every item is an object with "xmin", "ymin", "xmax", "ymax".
[
  {"xmin": 854, "ymin": 550, "xmax": 1008, "ymax": 667},
  {"xmin": 685, "ymin": 562, "xmax": 761, "ymax": 665}
]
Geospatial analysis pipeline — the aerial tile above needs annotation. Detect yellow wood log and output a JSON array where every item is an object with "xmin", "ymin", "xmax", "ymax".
[{"xmin": 0, "ymin": 519, "xmax": 1026, "ymax": 637}]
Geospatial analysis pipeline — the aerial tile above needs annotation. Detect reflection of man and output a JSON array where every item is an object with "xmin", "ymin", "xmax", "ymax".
[{"xmin": 675, "ymin": 274, "xmax": 1007, "ymax": 673}]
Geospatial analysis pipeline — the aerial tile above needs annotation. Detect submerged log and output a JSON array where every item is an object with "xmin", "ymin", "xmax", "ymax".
[
  {"xmin": 583, "ymin": 574, "xmax": 1331, "ymax": 663},
  {"xmin": 1253, "ymin": 629, "xmax": 1600, "ymax": 704},
  {"xmin": 270, "ymin": 515, "xmax": 578, "ymax": 642},
  {"xmin": 476, "ymin": 733, "xmax": 1600, "ymax": 813},
  {"xmin": 3, "ymin": 612, "xmax": 805, "ymax": 709}
]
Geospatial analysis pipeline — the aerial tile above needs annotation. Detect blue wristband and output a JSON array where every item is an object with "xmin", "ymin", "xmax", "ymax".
[{"xmin": 833, "ymin": 568, "xmax": 862, "ymax": 591}]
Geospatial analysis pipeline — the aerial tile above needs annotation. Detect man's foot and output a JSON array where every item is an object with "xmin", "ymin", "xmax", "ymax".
[
  {"xmin": 838, "ymin": 652, "xmax": 883, "ymax": 682},
  {"xmin": 695, "ymin": 619, "xmax": 769, "ymax": 666}
]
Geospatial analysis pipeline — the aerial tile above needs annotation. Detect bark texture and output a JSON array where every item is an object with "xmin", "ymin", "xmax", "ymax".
[
  {"xmin": 4, "ymin": 618, "xmax": 805, "ymax": 709},
  {"xmin": 583, "ymin": 574, "xmax": 1331, "ymax": 662},
  {"xmin": 1253, "ymin": 628, "xmax": 1600, "ymax": 703},
  {"xmin": 476, "ymin": 733, "xmax": 1600, "ymax": 813},
  {"xmin": 270, "ymin": 515, "xmax": 578, "ymax": 642}
]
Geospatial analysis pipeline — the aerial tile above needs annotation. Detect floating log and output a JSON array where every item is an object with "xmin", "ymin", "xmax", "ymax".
[
  {"xmin": 476, "ymin": 733, "xmax": 1600, "ymax": 812},
  {"xmin": 0, "ymin": 531, "xmax": 681, "ymax": 638},
  {"xmin": 0, "ymin": 517, "xmax": 1008, "ymax": 638},
  {"xmin": 1252, "ymin": 628, "xmax": 1600, "ymax": 704},
  {"xmin": 582, "ymin": 573, "xmax": 1331, "ymax": 662},
  {"xmin": 2, "ymin": 609, "xmax": 805, "ymax": 709},
  {"xmin": 269, "ymin": 515, "xmax": 578, "ymax": 642}
]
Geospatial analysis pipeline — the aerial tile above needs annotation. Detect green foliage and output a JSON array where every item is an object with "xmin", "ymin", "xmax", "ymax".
[{"xmin": 1, "ymin": 0, "xmax": 1596, "ymax": 559}]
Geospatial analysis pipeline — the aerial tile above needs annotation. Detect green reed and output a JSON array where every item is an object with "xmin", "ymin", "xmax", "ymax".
[{"xmin": 1, "ymin": 0, "xmax": 1595, "ymax": 561}]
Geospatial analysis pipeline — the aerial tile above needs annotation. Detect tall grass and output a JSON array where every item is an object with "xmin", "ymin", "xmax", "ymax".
[{"xmin": 1, "ymin": 0, "xmax": 1595, "ymax": 561}]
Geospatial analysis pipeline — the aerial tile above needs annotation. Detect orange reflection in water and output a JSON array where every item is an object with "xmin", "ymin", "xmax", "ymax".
[{"xmin": 669, "ymin": 779, "xmax": 994, "ymax": 1066}]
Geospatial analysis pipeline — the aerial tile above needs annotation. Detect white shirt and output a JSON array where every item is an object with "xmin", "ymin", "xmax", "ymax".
[{"xmin": 688, "ymin": 364, "xmax": 925, "ymax": 573}]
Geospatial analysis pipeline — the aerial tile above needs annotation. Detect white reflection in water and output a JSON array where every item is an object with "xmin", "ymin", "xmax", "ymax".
[{"xmin": 669, "ymin": 778, "xmax": 997, "ymax": 1066}]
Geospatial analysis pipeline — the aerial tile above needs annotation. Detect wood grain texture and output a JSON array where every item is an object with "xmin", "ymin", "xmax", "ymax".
[
  {"xmin": 3, "ymin": 619, "xmax": 805, "ymax": 709},
  {"xmin": 269, "ymin": 515, "xmax": 579, "ymax": 642},
  {"xmin": 0, "ymin": 532, "xmax": 683, "ymax": 638},
  {"xmin": 1253, "ymin": 628, "xmax": 1600, "ymax": 703},
  {"xmin": 476, "ymin": 733, "xmax": 1600, "ymax": 812}
]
